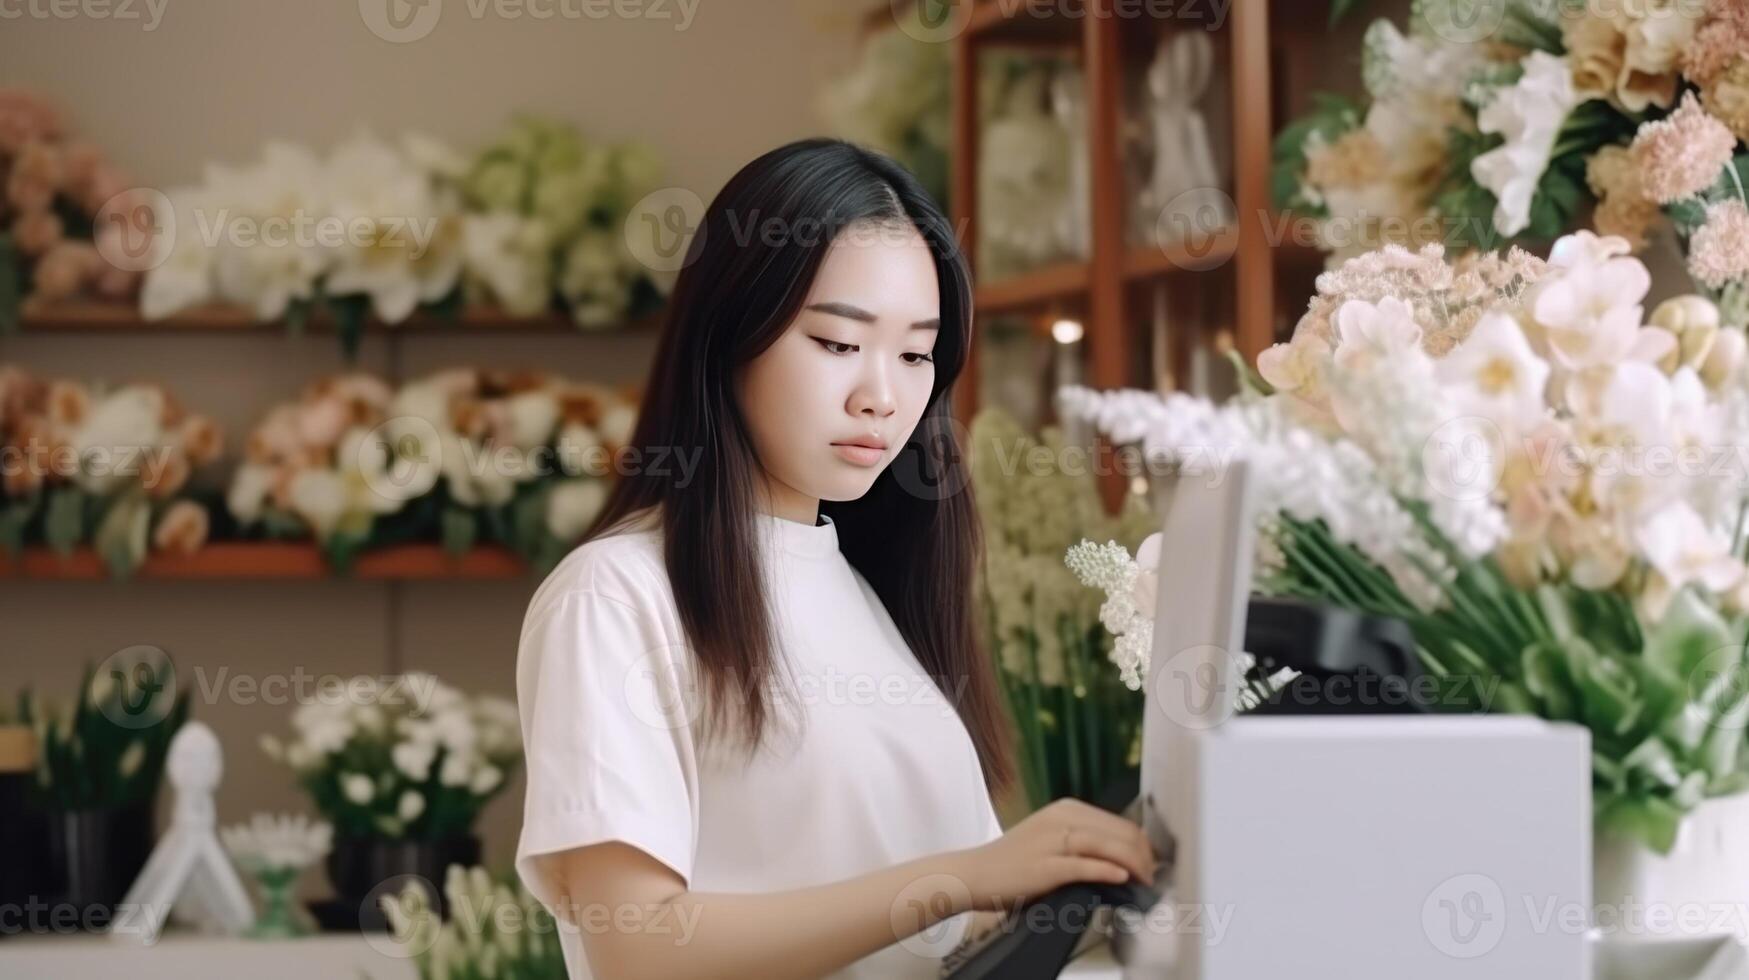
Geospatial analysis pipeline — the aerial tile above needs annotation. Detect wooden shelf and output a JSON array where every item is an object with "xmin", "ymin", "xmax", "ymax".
[
  {"xmin": 973, "ymin": 227, "xmax": 1241, "ymax": 316},
  {"xmin": 0, "ymin": 542, "xmax": 530, "ymax": 581},
  {"xmin": 9, "ymin": 302, "xmax": 661, "ymax": 334},
  {"xmin": 975, "ymin": 259, "xmax": 1090, "ymax": 315}
]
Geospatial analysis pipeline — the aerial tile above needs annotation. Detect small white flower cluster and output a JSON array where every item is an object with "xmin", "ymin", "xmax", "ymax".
[
  {"xmin": 382, "ymin": 864, "xmax": 558, "ymax": 978},
  {"xmin": 220, "ymin": 811, "xmax": 333, "ymax": 872},
  {"xmin": 260, "ymin": 671, "xmax": 520, "ymax": 839},
  {"xmin": 1063, "ymin": 534, "xmax": 1299, "ymax": 704},
  {"xmin": 1063, "ymin": 538, "xmax": 1156, "ymax": 690}
]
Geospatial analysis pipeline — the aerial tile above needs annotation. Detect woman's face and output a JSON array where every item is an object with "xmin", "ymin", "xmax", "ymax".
[{"xmin": 736, "ymin": 221, "xmax": 941, "ymax": 522}]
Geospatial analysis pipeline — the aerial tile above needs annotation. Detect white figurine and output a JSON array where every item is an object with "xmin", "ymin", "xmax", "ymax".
[
  {"xmin": 1142, "ymin": 31, "xmax": 1232, "ymax": 240},
  {"xmin": 108, "ymin": 721, "xmax": 255, "ymax": 944}
]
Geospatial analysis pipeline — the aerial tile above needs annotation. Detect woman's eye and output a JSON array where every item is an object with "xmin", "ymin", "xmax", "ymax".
[
  {"xmin": 903, "ymin": 352, "xmax": 935, "ymax": 365},
  {"xmin": 814, "ymin": 338, "xmax": 856, "ymax": 355}
]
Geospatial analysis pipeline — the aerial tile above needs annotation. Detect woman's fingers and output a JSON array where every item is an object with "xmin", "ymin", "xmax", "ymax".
[{"xmin": 1059, "ymin": 822, "xmax": 1153, "ymax": 883}]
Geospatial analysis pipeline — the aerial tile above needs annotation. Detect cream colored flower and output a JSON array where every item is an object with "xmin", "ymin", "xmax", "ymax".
[
  {"xmin": 152, "ymin": 500, "xmax": 209, "ymax": 555},
  {"xmin": 1630, "ymin": 93, "xmax": 1737, "ymax": 204}
]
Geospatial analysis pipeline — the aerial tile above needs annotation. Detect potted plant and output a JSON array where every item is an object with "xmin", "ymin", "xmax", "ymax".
[
  {"xmin": 260, "ymin": 672, "xmax": 521, "ymax": 928},
  {"xmin": 0, "ymin": 693, "xmax": 39, "ymax": 938},
  {"xmin": 21, "ymin": 649, "xmax": 189, "ymax": 926}
]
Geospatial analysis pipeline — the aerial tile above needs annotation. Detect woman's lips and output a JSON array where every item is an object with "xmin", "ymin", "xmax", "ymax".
[{"xmin": 831, "ymin": 443, "xmax": 884, "ymax": 466}]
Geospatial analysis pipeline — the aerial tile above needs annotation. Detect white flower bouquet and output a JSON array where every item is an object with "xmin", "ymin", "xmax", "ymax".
[
  {"xmin": 0, "ymin": 366, "xmax": 223, "ymax": 576},
  {"xmin": 141, "ymin": 130, "xmax": 469, "ymax": 357},
  {"xmin": 260, "ymin": 672, "xmax": 520, "ymax": 841},
  {"xmin": 970, "ymin": 407, "xmax": 1174, "ymax": 809},
  {"xmin": 460, "ymin": 115, "xmax": 673, "ymax": 328},
  {"xmin": 381, "ymin": 864, "xmax": 564, "ymax": 980},
  {"xmin": 1277, "ymin": 0, "xmax": 1749, "ymax": 323},
  {"xmin": 1062, "ymin": 229, "xmax": 1749, "ymax": 854},
  {"xmin": 227, "ymin": 367, "xmax": 636, "ymax": 572}
]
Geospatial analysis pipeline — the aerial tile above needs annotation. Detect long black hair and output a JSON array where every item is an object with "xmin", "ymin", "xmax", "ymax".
[{"xmin": 585, "ymin": 138, "xmax": 1013, "ymax": 796}]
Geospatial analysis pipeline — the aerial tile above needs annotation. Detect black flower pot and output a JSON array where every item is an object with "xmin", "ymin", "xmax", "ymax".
[
  {"xmin": 325, "ymin": 834, "xmax": 481, "ymax": 932},
  {"xmin": 40, "ymin": 799, "xmax": 158, "ymax": 931}
]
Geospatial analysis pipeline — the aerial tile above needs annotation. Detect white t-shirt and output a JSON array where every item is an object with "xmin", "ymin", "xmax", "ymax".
[{"xmin": 514, "ymin": 506, "xmax": 1004, "ymax": 980}]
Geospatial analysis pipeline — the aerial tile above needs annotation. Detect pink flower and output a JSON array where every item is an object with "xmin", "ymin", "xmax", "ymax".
[
  {"xmin": 1688, "ymin": 199, "xmax": 1749, "ymax": 290},
  {"xmin": 27, "ymin": 241, "xmax": 96, "ymax": 303},
  {"xmin": 75, "ymin": 163, "xmax": 134, "ymax": 216},
  {"xmin": 12, "ymin": 209, "xmax": 64, "ymax": 257},
  {"xmin": 1631, "ymin": 93, "xmax": 1738, "ymax": 204},
  {"xmin": 0, "ymin": 89, "xmax": 63, "ymax": 156}
]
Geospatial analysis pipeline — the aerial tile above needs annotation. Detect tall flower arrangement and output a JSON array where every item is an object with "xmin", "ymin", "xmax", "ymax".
[
  {"xmin": 969, "ymin": 407, "xmax": 1160, "ymax": 809},
  {"xmin": 1276, "ymin": 0, "xmax": 1749, "ymax": 323},
  {"xmin": 0, "ymin": 366, "xmax": 223, "ymax": 576},
  {"xmin": 1063, "ymin": 230, "xmax": 1749, "ymax": 853},
  {"xmin": 227, "ymin": 368, "xmax": 635, "ymax": 573}
]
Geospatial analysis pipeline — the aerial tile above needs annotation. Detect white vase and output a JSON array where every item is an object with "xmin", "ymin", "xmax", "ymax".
[{"xmin": 1593, "ymin": 793, "xmax": 1749, "ymax": 943}]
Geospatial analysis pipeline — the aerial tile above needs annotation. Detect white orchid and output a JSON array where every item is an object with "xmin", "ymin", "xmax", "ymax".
[
  {"xmin": 1471, "ymin": 52, "xmax": 1584, "ymax": 238},
  {"xmin": 1437, "ymin": 312, "xmax": 1551, "ymax": 429},
  {"xmin": 1332, "ymin": 296, "xmax": 1425, "ymax": 375}
]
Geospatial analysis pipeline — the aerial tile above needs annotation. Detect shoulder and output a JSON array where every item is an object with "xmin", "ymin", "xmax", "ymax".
[{"xmin": 523, "ymin": 514, "xmax": 671, "ymax": 629}]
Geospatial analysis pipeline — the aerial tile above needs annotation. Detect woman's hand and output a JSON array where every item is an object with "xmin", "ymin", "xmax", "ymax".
[{"xmin": 953, "ymin": 798, "xmax": 1158, "ymax": 912}]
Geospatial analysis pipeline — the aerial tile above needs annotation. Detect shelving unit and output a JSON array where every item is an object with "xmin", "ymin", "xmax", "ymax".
[
  {"xmin": 920, "ymin": 0, "xmax": 1328, "ymax": 507},
  {"xmin": 0, "ymin": 542, "xmax": 527, "ymax": 581},
  {"xmin": 9, "ymin": 301, "xmax": 662, "ymax": 334},
  {"xmin": 2, "ymin": 300, "xmax": 657, "ymax": 581}
]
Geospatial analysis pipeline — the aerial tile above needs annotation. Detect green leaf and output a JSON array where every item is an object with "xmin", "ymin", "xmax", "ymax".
[
  {"xmin": 0, "ymin": 496, "xmax": 38, "ymax": 556},
  {"xmin": 325, "ymin": 293, "xmax": 373, "ymax": 361},
  {"xmin": 93, "ymin": 493, "xmax": 150, "ymax": 579},
  {"xmin": 1597, "ymin": 794, "xmax": 1684, "ymax": 855},
  {"xmin": 441, "ymin": 506, "xmax": 477, "ymax": 557},
  {"xmin": 0, "ymin": 233, "xmax": 20, "ymax": 334},
  {"xmin": 43, "ymin": 487, "xmax": 88, "ymax": 555},
  {"xmin": 1329, "ymin": 0, "xmax": 1367, "ymax": 25}
]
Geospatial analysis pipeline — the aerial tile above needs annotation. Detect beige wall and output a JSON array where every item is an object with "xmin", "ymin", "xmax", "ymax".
[{"xmin": 0, "ymin": 0, "xmax": 873, "ymax": 894}]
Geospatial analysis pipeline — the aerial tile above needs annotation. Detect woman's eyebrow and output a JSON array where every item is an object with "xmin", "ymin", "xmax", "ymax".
[{"xmin": 805, "ymin": 301, "xmax": 940, "ymax": 331}]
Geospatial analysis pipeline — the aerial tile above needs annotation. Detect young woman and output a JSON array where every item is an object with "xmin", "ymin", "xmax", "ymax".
[{"xmin": 513, "ymin": 138, "xmax": 1157, "ymax": 980}]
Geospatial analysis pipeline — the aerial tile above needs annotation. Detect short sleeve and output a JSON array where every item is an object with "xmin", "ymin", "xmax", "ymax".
[{"xmin": 513, "ymin": 588, "xmax": 698, "ymax": 914}]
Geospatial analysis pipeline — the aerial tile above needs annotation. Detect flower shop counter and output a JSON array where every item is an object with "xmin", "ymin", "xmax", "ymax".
[{"xmin": 0, "ymin": 932, "xmax": 419, "ymax": 979}]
